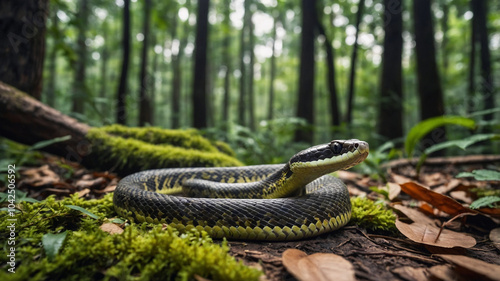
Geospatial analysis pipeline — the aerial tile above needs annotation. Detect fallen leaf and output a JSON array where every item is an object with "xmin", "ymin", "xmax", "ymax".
[
  {"xmin": 75, "ymin": 177, "xmax": 107, "ymax": 189},
  {"xmin": 393, "ymin": 205, "xmax": 437, "ymax": 226},
  {"xmin": 392, "ymin": 266, "xmax": 429, "ymax": 281},
  {"xmin": 449, "ymin": 190, "xmax": 473, "ymax": 204},
  {"xmin": 395, "ymin": 220, "xmax": 476, "ymax": 248},
  {"xmin": 490, "ymin": 228, "xmax": 500, "ymax": 251},
  {"xmin": 100, "ymin": 223, "xmax": 124, "ymax": 235},
  {"xmin": 388, "ymin": 182, "xmax": 401, "ymax": 200},
  {"xmin": 426, "ymin": 264, "xmax": 457, "ymax": 281},
  {"xmin": 282, "ymin": 249, "xmax": 355, "ymax": 281},
  {"xmin": 437, "ymin": 254, "xmax": 500, "ymax": 281},
  {"xmin": 399, "ymin": 181, "xmax": 475, "ymax": 217}
]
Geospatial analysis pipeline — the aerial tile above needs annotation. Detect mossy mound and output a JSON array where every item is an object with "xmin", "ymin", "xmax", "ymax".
[
  {"xmin": 0, "ymin": 194, "xmax": 262, "ymax": 281},
  {"xmin": 350, "ymin": 196, "xmax": 397, "ymax": 231},
  {"xmin": 85, "ymin": 125, "xmax": 243, "ymax": 176}
]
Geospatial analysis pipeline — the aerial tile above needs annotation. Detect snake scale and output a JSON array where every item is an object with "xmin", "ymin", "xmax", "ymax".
[{"xmin": 114, "ymin": 139, "xmax": 369, "ymax": 241}]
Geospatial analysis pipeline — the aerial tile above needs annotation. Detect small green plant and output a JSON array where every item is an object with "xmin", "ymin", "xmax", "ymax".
[
  {"xmin": 469, "ymin": 196, "xmax": 500, "ymax": 209},
  {"xmin": 350, "ymin": 197, "xmax": 396, "ymax": 231}
]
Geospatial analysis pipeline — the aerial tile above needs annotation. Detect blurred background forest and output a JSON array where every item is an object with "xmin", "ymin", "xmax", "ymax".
[{"xmin": 0, "ymin": 0, "xmax": 498, "ymax": 165}]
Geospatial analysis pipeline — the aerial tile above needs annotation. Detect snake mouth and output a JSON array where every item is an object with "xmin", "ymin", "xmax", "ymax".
[{"xmin": 289, "ymin": 139, "xmax": 369, "ymax": 172}]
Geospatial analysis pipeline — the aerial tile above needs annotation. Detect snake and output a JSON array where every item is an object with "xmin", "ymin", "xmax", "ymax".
[{"xmin": 113, "ymin": 139, "xmax": 369, "ymax": 241}]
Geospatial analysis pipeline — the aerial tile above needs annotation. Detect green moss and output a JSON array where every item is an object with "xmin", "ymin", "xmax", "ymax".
[
  {"xmin": 349, "ymin": 197, "xmax": 397, "ymax": 231},
  {"xmin": 86, "ymin": 126, "xmax": 243, "ymax": 175},
  {"xmin": 0, "ymin": 194, "xmax": 261, "ymax": 281}
]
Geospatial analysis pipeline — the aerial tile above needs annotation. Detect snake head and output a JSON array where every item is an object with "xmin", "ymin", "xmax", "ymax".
[{"xmin": 289, "ymin": 139, "xmax": 369, "ymax": 174}]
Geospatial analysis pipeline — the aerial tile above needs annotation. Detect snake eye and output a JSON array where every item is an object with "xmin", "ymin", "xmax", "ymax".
[{"xmin": 331, "ymin": 142, "xmax": 342, "ymax": 154}]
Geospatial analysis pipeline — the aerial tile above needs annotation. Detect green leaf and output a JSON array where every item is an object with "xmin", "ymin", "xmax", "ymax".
[
  {"xmin": 424, "ymin": 134, "xmax": 500, "ymax": 155},
  {"xmin": 456, "ymin": 169, "xmax": 500, "ymax": 181},
  {"xmin": 42, "ymin": 231, "xmax": 68, "ymax": 261},
  {"xmin": 28, "ymin": 135, "xmax": 72, "ymax": 151},
  {"xmin": 405, "ymin": 116, "xmax": 476, "ymax": 157},
  {"xmin": 469, "ymin": 196, "xmax": 500, "ymax": 209},
  {"xmin": 65, "ymin": 205, "xmax": 100, "ymax": 219}
]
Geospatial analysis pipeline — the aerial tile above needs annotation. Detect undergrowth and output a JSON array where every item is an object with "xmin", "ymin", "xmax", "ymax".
[{"xmin": 0, "ymin": 194, "xmax": 261, "ymax": 281}]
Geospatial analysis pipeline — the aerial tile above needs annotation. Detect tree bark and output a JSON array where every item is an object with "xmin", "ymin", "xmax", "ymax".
[
  {"xmin": 294, "ymin": 0, "xmax": 316, "ymax": 143},
  {"xmin": 345, "ymin": 0, "xmax": 365, "ymax": 124},
  {"xmin": 116, "ymin": 0, "xmax": 131, "ymax": 125},
  {"xmin": 71, "ymin": 0, "xmax": 88, "ymax": 114},
  {"xmin": 138, "ymin": 0, "xmax": 152, "ymax": 126},
  {"xmin": 0, "ymin": 82, "xmax": 90, "ymax": 158},
  {"xmin": 467, "ymin": 0, "xmax": 477, "ymax": 114},
  {"xmin": 45, "ymin": 8, "xmax": 58, "ymax": 107},
  {"xmin": 192, "ymin": 0, "xmax": 209, "ymax": 129},
  {"xmin": 378, "ymin": 0, "xmax": 403, "ymax": 140},
  {"xmin": 238, "ymin": 0, "xmax": 251, "ymax": 126},
  {"xmin": 472, "ymin": 0, "xmax": 494, "ymax": 123},
  {"xmin": 222, "ymin": 0, "xmax": 231, "ymax": 125},
  {"xmin": 413, "ymin": 0, "xmax": 446, "ymax": 151},
  {"xmin": 248, "ymin": 14, "xmax": 256, "ymax": 131},
  {"xmin": 316, "ymin": 15, "xmax": 340, "ymax": 127},
  {"xmin": 267, "ymin": 14, "xmax": 278, "ymax": 121},
  {"xmin": 99, "ymin": 20, "xmax": 109, "ymax": 119},
  {"xmin": 0, "ymin": 0, "xmax": 49, "ymax": 100}
]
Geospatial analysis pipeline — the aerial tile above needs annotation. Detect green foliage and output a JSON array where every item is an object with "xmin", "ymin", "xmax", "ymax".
[
  {"xmin": 65, "ymin": 205, "xmax": 100, "ymax": 219},
  {"xmin": 424, "ymin": 134, "xmax": 500, "ymax": 155},
  {"xmin": 456, "ymin": 169, "xmax": 500, "ymax": 181},
  {"xmin": 469, "ymin": 196, "xmax": 500, "ymax": 209},
  {"xmin": 205, "ymin": 118, "xmax": 309, "ymax": 165},
  {"xmin": 405, "ymin": 116, "xmax": 476, "ymax": 157},
  {"xmin": 349, "ymin": 197, "xmax": 396, "ymax": 231},
  {"xmin": 0, "ymin": 194, "xmax": 261, "ymax": 280},
  {"xmin": 86, "ymin": 126, "xmax": 243, "ymax": 175},
  {"xmin": 42, "ymin": 231, "xmax": 68, "ymax": 261}
]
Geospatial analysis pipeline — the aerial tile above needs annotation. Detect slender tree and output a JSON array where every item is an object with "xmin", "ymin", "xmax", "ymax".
[
  {"xmin": 316, "ymin": 14, "xmax": 340, "ymax": 127},
  {"xmin": 248, "ymin": 13, "xmax": 256, "ymax": 131},
  {"xmin": 467, "ymin": 0, "xmax": 477, "ymax": 114},
  {"xmin": 413, "ymin": 0, "xmax": 445, "ymax": 149},
  {"xmin": 99, "ymin": 20, "xmax": 109, "ymax": 119},
  {"xmin": 238, "ymin": 0, "xmax": 251, "ymax": 126},
  {"xmin": 139, "ymin": 0, "xmax": 152, "ymax": 126},
  {"xmin": 345, "ymin": 0, "xmax": 365, "ymax": 123},
  {"xmin": 192, "ymin": 0, "xmax": 209, "ymax": 129},
  {"xmin": 0, "ymin": 0, "xmax": 49, "ymax": 99},
  {"xmin": 378, "ymin": 0, "xmax": 403, "ymax": 140},
  {"xmin": 171, "ymin": 3, "xmax": 181, "ymax": 128},
  {"xmin": 71, "ymin": 0, "xmax": 88, "ymax": 114},
  {"xmin": 221, "ymin": 0, "xmax": 232, "ymax": 125},
  {"xmin": 45, "ymin": 9, "xmax": 59, "ymax": 107},
  {"xmin": 471, "ymin": 0, "xmax": 494, "ymax": 123},
  {"xmin": 294, "ymin": 0, "xmax": 316, "ymax": 143},
  {"xmin": 116, "ymin": 0, "xmax": 131, "ymax": 124},
  {"xmin": 267, "ymin": 13, "xmax": 278, "ymax": 121}
]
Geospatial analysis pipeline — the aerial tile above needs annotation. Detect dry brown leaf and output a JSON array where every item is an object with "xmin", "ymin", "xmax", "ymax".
[
  {"xmin": 395, "ymin": 220, "xmax": 476, "ymax": 248},
  {"xmin": 437, "ymin": 254, "xmax": 500, "ymax": 281},
  {"xmin": 20, "ymin": 165, "xmax": 61, "ymax": 187},
  {"xmin": 393, "ymin": 205, "xmax": 437, "ymax": 226},
  {"xmin": 399, "ymin": 181, "xmax": 475, "ymax": 217},
  {"xmin": 426, "ymin": 264, "xmax": 457, "ymax": 281},
  {"xmin": 490, "ymin": 228, "xmax": 500, "ymax": 251},
  {"xmin": 388, "ymin": 182, "xmax": 401, "ymax": 200},
  {"xmin": 449, "ymin": 190, "xmax": 473, "ymax": 204},
  {"xmin": 433, "ymin": 178, "xmax": 462, "ymax": 194},
  {"xmin": 100, "ymin": 223, "xmax": 124, "ymax": 235},
  {"xmin": 282, "ymin": 249, "xmax": 355, "ymax": 281},
  {"xmin": 75, "ymin": 177, "xmax": 107, "ymax": 189},
  {"xmin": 391, "ymin": 266, "xmax": 429, "ymax": 281}
]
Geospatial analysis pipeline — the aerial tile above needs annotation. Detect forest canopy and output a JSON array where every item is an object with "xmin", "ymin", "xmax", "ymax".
[{"xmin": 0, "ymin": 0, "xmax": 498, "ymax": 162}]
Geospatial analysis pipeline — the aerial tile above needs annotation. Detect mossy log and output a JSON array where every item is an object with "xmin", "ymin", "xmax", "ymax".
[{"xmin": 0, "ymin": 82, "xmax": 242, "ymax": 175}]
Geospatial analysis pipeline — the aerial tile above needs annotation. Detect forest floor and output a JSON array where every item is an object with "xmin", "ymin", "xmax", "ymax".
[{"xmin": 10, "ymin": 153, "xmax": 500, "ymax": 281}]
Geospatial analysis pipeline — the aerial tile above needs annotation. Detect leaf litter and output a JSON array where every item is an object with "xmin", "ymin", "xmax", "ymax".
[{"xmin": 3, "ymin": 153, "xmax": 500, "ymax": 280}]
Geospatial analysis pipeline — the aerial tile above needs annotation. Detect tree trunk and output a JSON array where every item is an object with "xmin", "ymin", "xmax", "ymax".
[
  {"xmin": 221, "ymin": 0, "xmax": 231, "ymax": 126},
  {"xmin": 238, "ymin": 0, "xmax": 250, "ymax": 126},
  {"xmin": 267, "ymin": 14, "xmax": 278, "ymax": 121},
  {"xmin": 0, "ymin": 0, "xmax": 49, "ymax": 100},
  {"xmin": 316, "ymin": 15, "xmax": 340, "ymax": 127},
  {"xmin": 378, "ymin": 0, "xmax": 403, "ymax": 140},
  {"xmin": 467, "ymin": 0, "xmax": 477, "ymax": 114},
  {"xmin": 248, "ymin": 14, "xmax": 256, "ymax": 131},
  {"xmin": 99, "ymin": 20, "xmax": 109, "ymax": 119},
  {"xmin": 472, "ymin": 0, "xmax": 494, "ymax": 123},
  {"xmin": 139, "ymin": 0, "xmax": 152, "ymax": 126},
  {"xmin": 71, "ymin": 0, "xmax": 88, "ymax": 114},
  {"xmin": 345, "ymin": 0, "xmax": 365, "ymax": 124},
  {"xmin": 413, "ymin": 0, "xmax": 446, "ymax": 150},
  {"xmin": 45, "ymin": 8, "xmax": 58, "ymax": 107},
  {"xmin": 294, "ymin": 0, "xmax": 316, "ymax": 143},
  {"xmin": 192, "ymin": 0, "xmax": 209, "ymax": 129},
  {"xmin": 116, "ymin": 0, "xmax": 131, "ymax": 125},
  {"xmin": 171, "ymin": 9, "xmax": 181, "ymax": 129}
]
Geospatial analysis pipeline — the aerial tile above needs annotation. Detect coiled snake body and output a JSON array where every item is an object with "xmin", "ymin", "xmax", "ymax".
[{"xmin": 114, "ymin": 139, "xmax": 369, "ymax": 241}]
